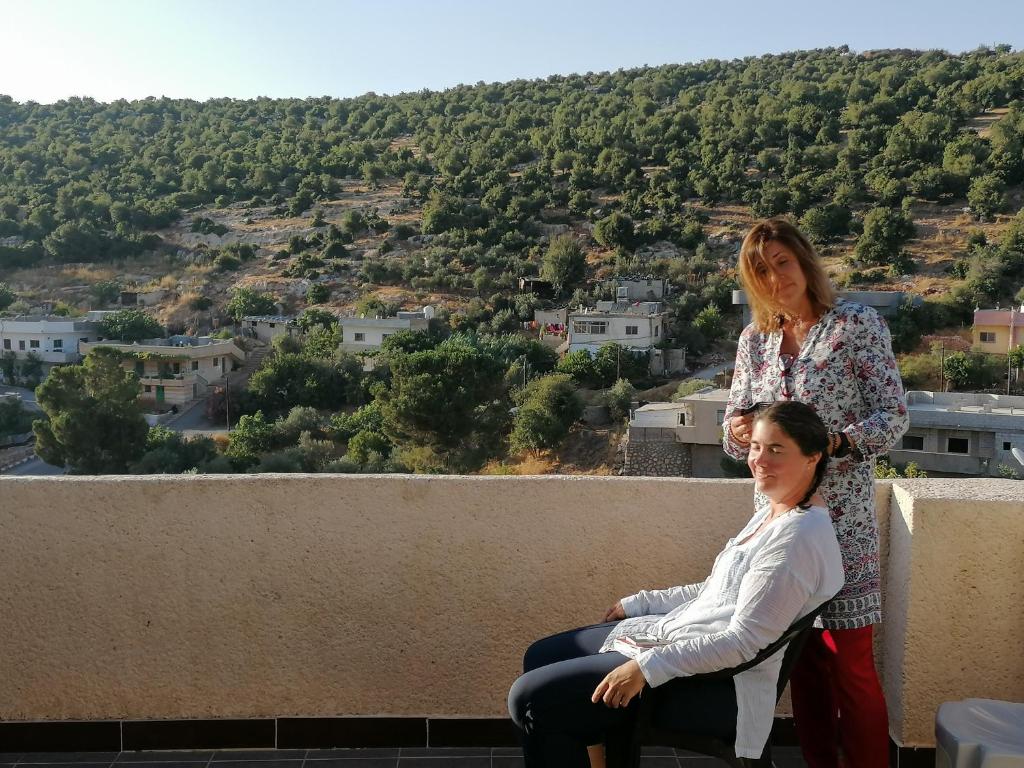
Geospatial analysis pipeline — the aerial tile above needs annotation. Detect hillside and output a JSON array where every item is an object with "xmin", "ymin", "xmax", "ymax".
[{"xmin": 2, "ymin": 46, "xmax": 1024, "ymax": 351}]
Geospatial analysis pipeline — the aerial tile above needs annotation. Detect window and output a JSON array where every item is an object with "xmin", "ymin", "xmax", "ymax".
[
  {"xmin": 53, "ymin": 339, "xmax": 63, "ymax": 351},
  {"xmin": 29, "ymin": 339, "xmax": 39, "ymax": 349},
  {"xmin": 135, "ymin": 361, "xmax": 144, "ymax": 376},
  {"xmin": 143, "ymin": 385, "xmax": 151, "ymax": 393},
  {"xmin": 2, "ymin": 339, "xmax": 9, "ymax": 350},
  {"xmin": 353, "ymin": 332, "xmax": 365, "ymax": 342},
  {"xmin": 979, "ymin": 332, "xmax": 997, "ymax": 343},
  {"xmin": 655, "ymin": 326, "xmax": 660, "ymax": 337},
  {"xmin": 269, "ymin": 323, "xmax": 276, "ymax": 328},
  {"xmin": 716, "ymin": 410, "xmax": 726, "ymax": 424},
  {"xmin": 18, "ymin": 340, "xmax": 25, "ymax": 350},
  {"xmin": 172, "ymin": 362, "xmax": 181, "ymax": 375},
  {"xmin": 191, "ymin": 361, "xmax": 199, "ymax": 371},
  {"xmin": 213, "ymin": 357, "xmax": 220, "ymax": 367},
  {"xmin": 1004, "ymin": 441, "xmax": 1013, "ymax": 451},
  {"xmin": 625, "ymin": 325, "xmax": 639, "ymax": 335},
  {"xmin": 382, "ymin": 333, "xmax": 392, "ymax": 339},
  {"xmin": 901, "ymin": 435, "xmax": 924, "ymax": 450},
  {"xmin": 573, "ymin": 321, "xmax": 607, "ymax": 335},
  {"xmin": 947, "ymin": 437, "xmax": 969, "ymax": 454}
]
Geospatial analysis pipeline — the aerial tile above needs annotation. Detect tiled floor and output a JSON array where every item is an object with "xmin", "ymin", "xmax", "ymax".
[{"xmin": 0, "ymin": 747, "xmax": 809, "ymax": 767}]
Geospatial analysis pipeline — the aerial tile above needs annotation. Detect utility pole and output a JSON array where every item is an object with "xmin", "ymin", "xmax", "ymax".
[
  {"xmin": 939, "ymin": 341, "xmax": 945, "ymax": 392},
  {"xmin": 224, "ymin": 377, "xmax": 230, "ymax": 431}
]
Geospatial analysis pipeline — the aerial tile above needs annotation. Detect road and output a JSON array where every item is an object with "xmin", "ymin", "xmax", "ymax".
[{"xmin": 4, "ymin": 455, "xmax": 66, "ymax": 476}]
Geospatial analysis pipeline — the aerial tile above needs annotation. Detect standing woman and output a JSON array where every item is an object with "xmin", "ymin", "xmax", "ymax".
[{"xmin": 723, "ymin": 218, "xmax": 908, "ymax": 768}]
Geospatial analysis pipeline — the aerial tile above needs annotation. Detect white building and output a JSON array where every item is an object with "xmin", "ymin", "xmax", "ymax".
[
  {"xmin": 241, "ymin": 315, "xmax": 300, "ymax": 344},
  {"xmin": 80, "ymin": 336, "xmax": 245, "ymax": 408},
  {"xmin": 628, "ymin": 388, "xmax": 732, "ymax": 477},
  {"xmin": 0, "ymin": 311, "xmax": 110, "ymax": 369},
  {"xmin": 609, "ymin": 275, "xmax": 669, "ymax": 302},
  {"xmin": 567, "ymin": 301, "xmax": 668, "ymax": 356},
  {"xmin": 339, "ymin": 307, "xmax": 433, "ymax": 353},
  {"xmin": 887, "ymin": 390, "xmax": 1024, "ymax": 477}
]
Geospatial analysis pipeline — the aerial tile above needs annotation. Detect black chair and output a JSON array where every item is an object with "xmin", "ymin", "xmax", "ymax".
[{"xmin": 606, "ymin": 603, "xmax": 827, "ymax": 768}]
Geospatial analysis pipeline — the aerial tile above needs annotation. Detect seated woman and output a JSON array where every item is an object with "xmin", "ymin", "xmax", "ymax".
[{"xmin": 508, "ymin": 401, "xmax": 845, "ymax": 768}]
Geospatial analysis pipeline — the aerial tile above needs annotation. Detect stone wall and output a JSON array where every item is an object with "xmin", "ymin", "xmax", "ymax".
[{"xmin": 622, "ymin": 440, "xmax": 691, "ymax": 476}]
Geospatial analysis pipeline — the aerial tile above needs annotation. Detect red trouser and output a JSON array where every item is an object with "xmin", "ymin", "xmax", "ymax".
[{"xmin": 790, "ymin": 625, "xmax": 890, "ymax": 768}]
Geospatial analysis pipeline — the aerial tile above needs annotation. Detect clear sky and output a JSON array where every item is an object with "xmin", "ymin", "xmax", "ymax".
[{"xmin": 2, "ymin": 0, "xmax": 1023, "ymax": 104}]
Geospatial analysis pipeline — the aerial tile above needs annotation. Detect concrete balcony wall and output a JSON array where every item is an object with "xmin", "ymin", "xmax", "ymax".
[{"xmin": 0, "ymin": 475, "xmax": 1021, "ymax": 750}]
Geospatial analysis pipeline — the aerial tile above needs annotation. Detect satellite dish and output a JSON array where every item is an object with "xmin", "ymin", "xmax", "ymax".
[{"xmin": 1011, "ymin": 447, "xmax": 1024, "ymax": 467}]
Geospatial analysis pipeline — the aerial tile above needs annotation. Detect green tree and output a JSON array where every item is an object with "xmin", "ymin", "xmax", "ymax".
[
  {"xmin": 692, "ymin": 304, "xmax": 724, "ymax": 345},
  {"xmin": 297, "ymin": 307, "xmax": 339, "ymax": 332},
  {"xmin": 129, "ymin": 426, "xmax": 218, "ymax": 474},
  {"xmin": 509, "ymin": 373, "xmax": 582, "ymax": 453},
  {"xmin": 378, "ymin": 338, "xmax": 508, "ymax": 470},
  {"xmin": 33, "ymin": 347, "xmax": 148, "ymax": 473},
  {"xmin": 540, "ymin": 234, "xmax": 586, "ymax": 296},
  {"xmin": 0, "ymin": 281, "xmax": 15, "ymax": 311},
  {"xmin": 593, "ymin": 212, "xmax": 635, "ymax": 250},
  {"xmin": 226, "ymin": 410, "xmax": 275, "ymax": 469},
  {"xmin": 967, "ymin": 174, "xmax": 1008, "ymax": 220},
  {"xmin": 0, "ymin": 397, "xmax": 34, "ymax": 439},
  {"xmin": 247, "ymin": 352, "xmax": 359, "ymax": 415},
  {"xmin": 100, "ymin": 308, "xmax": 164, "ymax": 342},
  {"xmin": 855, "ymin": 207, "xmax": 915, "ymax": 265},
  {"xmin": 555, "ymin": 349, "xmax": 597, "ymax": 386},
  {"xmin": 306, "ymin": 283, "xmax": 330, "ymax": 304},
  {"xmin": 226, "ymin": 286, "xmax": 277, "ymax": 321}
]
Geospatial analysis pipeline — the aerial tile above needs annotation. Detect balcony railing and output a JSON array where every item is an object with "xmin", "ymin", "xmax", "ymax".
[{"xmin": 0, "ymin": 475, "xmax": 1020, "ymax": 752}]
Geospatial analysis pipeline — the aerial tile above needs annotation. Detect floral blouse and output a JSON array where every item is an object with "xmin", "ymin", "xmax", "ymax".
[{"xmin": 722, "ymin": 299, "xmax": 909, "ymax": 629}]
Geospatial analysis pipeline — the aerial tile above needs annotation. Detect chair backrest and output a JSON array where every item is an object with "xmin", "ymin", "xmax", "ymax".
[{"xmin": 723, "ymin": 601, "xmax": 827, "ymax": 695}]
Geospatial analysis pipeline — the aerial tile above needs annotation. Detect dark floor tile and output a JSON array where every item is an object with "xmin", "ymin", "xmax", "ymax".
[
  {"xmin": 397, "ymin": 759, "xmax": 489, "ymax": 768},
  {"xmin": 896, "ymin": 746, "xmax": 937, "ymax": 768},
  {"xmin": 399, "ymin": 748, "xmax": 490, "ymax": 757},
  {"xmin": 639, "ymin": 758, "xmax": 678, "ymax": 767},
  {"xmin": 19, "ymin": 755, "xmax": 119, "ymax": 764},
  {"xmin": 489, "ymin": 748, "xmax": 522, "ymax": 756},
  {"xmin": 298, "ymin": 761, "xmax": 395, "ymax": 768},
  {"xmin": 641, "ymin": 745, "xmax": 676, "ymax": 755},
  {"xmin": 205, "ymin": 763, "xmax": 300, "ymax": 768},
  {"xmin": 305, "ymin": 750, "xmax": 399, "ymax": 760},
  {"xmin": 277, "ymin": 719, "xmax": 425, "ymax": 750},
  {"xmin": 491, "ymin": 758, "xmax": 525, "ymax": 768},
  {"xmin": 17, "ymin": 764, "xmax": 113, "ymax": 768},
  {"xmin": 115, "ymin": 754, "xmax": 214, "ymax": 764},
  {"xmin": 122, "ymin": 721, "xmax": 273, "ymax": 752},
  {"xmin": 0, "ymin": 722, "xmax": 121, "ymax": 753},
  {"xmin": 211, "ymin": 753, "xmax": 305, "ymax": 762},
  {"xmin": 119, "ymin": 763, "xmax": 210, "ymax": 768},
  {"xmin": 426, "ymin": 719, "xmax": 518, "ymax": 748}
]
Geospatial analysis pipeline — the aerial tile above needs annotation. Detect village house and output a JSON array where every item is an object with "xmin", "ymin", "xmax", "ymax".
[
  {"xmin": 80, "ymin": 336, "xmax": 245, "ymax": 408},
  {"xmin": 240, "ymin": 315, "xmax": 300, "ymax": 344},
  {"xmin": 567, "ymin": 300, "xmax": 668, "ymax": 356},
  {"xmin": 608, "ymin": 274, "xmax": 670, "ymax": 302},
  {"xmin": 972, "ymin": 304, "xmax": 1024, "ymax": 353},
  {"xmin": 0, "ymin": 311, "xmax": 112, "ymax": 374},
  {"xmin": 887, "ymin": 390, "xmax": 1024, "ymax": 477},
  {"xmin": 339, "ymin": 307, "xmax": 433, "ymax": 353}
]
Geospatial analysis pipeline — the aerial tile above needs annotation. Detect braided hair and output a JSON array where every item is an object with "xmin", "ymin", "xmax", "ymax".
[{"xmin": 752, "ymin": 401, "xmax": 829, "ymax": 510}]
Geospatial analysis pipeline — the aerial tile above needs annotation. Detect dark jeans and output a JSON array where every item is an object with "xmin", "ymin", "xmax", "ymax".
[{"xmin": 508, "ymin": 622, "xmax": 738, "ymax": 768}]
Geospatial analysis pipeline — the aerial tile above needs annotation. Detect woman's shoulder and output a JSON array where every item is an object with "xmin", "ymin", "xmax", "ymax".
[
  {"xmin": 772, "ymin": 505, "xmax": 836, "ymax": 542},
  {"xmin": 830, "ymin": 298, "xmax": 883, "ymax": 326}
]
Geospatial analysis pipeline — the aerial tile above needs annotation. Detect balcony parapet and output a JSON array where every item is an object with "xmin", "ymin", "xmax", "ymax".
[{"xmin": 0, "ymin": 475, "xmax": 1020, "ymax": 750}]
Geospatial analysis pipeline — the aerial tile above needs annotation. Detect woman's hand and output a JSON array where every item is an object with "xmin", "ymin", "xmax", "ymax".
[
  {"xmin": 602, "ymin": 601, "xmax": 626, "ymax": 622},
  {"xmin": 729, "ymin": 413, "xmax": 755, "ymax": 445},
  {"xmin": 592, "ymin": 660, "xmax": 646, "ymax": 708}
]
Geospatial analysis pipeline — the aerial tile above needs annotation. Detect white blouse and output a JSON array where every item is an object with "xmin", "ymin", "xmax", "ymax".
[{"xmin": 601, "ymin": 504, "xmax": 844, "ymax": 759}]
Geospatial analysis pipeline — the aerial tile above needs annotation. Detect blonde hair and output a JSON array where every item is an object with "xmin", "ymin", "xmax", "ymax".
[{"xmin": 738, "ymin": 218, "xmax": 836, "ymax": 332}]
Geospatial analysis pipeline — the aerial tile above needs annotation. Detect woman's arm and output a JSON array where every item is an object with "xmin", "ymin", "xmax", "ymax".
[
  {"xmin": 620, "ymin": 582, "xmax": 704, "ymax": 617},
  {"xmin": 631, "ymin": 526, "xmax": 840, "ymax": 687},
  {"xmin": 723, "ymin": 327, "xmax": 756, "ymax": 459},
  {"xmin": 842, "ymin": 307, "xmax": 909, "ymax": 460}
]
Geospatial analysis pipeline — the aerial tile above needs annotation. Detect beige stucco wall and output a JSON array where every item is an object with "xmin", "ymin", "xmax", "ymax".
[
  {"xmin": 0, "ymin": 475, "xmax": 1020, "ymax": 749},
  {"xmin": 882, "ymin": 479, "xmax": 1024, "ymax": 746}
]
